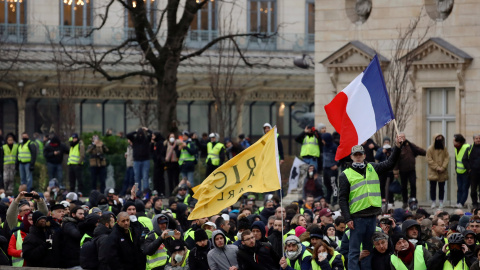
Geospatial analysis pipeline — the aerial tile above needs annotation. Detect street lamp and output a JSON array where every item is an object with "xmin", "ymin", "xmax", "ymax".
[{"xmin": 293, "ymin": 54, "xmax": 314, "ymax": 69}]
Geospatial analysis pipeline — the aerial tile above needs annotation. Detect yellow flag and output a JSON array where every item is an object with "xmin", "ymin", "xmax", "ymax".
[{"xmin": 188, "ymin": 126, "xmax": 281, "ymax": 220}]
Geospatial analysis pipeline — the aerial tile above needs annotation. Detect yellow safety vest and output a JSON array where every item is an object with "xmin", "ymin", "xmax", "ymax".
[
  {"xmin": 168, "ymin": 249, "xmax": 190, "ymax": 267},
  {"xmin": 2, "ymin": 144, "xmax": 18, "ymax": 165},
  {"xmin": 390, "ymin": 245, "xmax": 427, "ymax": 270},
  {"xmin": 146, "ymin": 233, "xmax": 168, "ymax": 269},
  {"xmin": 68, "ymin": 143, "xmax": 82, "ymax": 165},
  {"xmin": 206, "ymin": 142, "xmax": 224, "ymax": 166},
  {"xmin": 18, "ymin": 141, "xmax": 32, "ymax": 163},
  {"xmin": 443, "ymin": 258, "xmax": 469, "ymax": 270},
  {"xmin": 80, "ymin": 233, "xmax": 92, "ymax": 247},
  {"xmin": 12, "ymin": 230, "xmax": 24, "ymax": 267},
  {"xmin": 183, "ymin": 194, "xmax": 191, "ymax": 205},
  {"xmin": 344, "ymin": 163, "xmax": 381, "ymax": 214},
  {"xmin": 300, "ymin": 135, "xmax": 320, "ymax": 158},
  {"xmin": 311, "ymin": 251, "xmax": 344, "ymax": 270},
  {"xmin": 455, "ymin": 144, "xmax": 470, "ymax": 174},
  {"xmin": 178, "ymin": 143, "xmax": 195, "ymax": 166},
  {"xmin": 138, "ymin": 216, "xmax": 154, "ymax": 232},
  {"xmin": 283, "ymin": 228, "xmax": 296, "ymax": 242},
  {"xmin": 286, "ymin": 249, "xmax": 312, "ymax": 270}
]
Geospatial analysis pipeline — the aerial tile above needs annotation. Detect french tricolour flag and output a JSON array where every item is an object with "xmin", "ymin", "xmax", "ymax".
[{"xmin": 325, "ymin": 55, "xmax": 394, "ymax": 161}]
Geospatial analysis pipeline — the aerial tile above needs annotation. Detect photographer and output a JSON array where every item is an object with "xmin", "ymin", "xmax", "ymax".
[
  {"xmin": 22, "ymin": 211, "xmax": 55, "ymax": 267},
  {"xmin": 87, "ymin": 135, "xmax": 109, "ymax": 193},
  {"xmin": 6, "ymin": 191, "xmax": 47, "ymax": 231}
]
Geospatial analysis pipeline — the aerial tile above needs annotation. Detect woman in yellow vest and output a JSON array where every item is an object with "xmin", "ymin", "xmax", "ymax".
[
  {"xmin": 1, "ymin": 133, "xmax": 18, "ymax": 195},
  {"xmin": 427, "ymin": 233, "xmax": 475, "ymax": 270},
  {"xmin": 311, "ymin": 239, "xmax": 344, "ymax": 270},
  {"xmin": 7, "ymin": 211, "xmax": 32, "ymax": 267},
  {"xmin": 390, "ymin": 232, "xmax": 429, "ymax": 270}
]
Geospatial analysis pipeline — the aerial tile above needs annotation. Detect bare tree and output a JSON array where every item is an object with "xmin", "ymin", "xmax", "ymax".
[
  {"xmin": 127, "ymin": 76, "xmax": 158, "ymax": 129},
  {"xmin": 61, "ymin": 0, "xmax": 273, "ymax": 136},
  {"xmin": 375, "ymin": 14, "xmax": 431, "ymax": 143}
]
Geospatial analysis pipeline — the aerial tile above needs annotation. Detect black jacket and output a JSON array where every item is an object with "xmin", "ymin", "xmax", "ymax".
[
  {"xmin": 105, "ymin": 223, "xmax": 145, "ymax": 270},
  {"xmin": 427, "ymin": 249, "xmax": 475, "ymax": 269},
  {"xmin": 465, "ymin": 144, "xmax": 480, "ymax": 172},
  {"xmin": 371, "ymin": 246, "xmax": 392, "ymax": 270},
  {"xmin": 43, "ymin": 136, "xmax": 69, "ymax": 164},
  {"xmin": 189, "ymin": 241, "xmax": 213, "ymax": 270},
  {"xmin": 237, "ymin": 241, "xmax": 280, "ymax": 270},
  {"xmin": 60, "ymin": 217, "xmax": 83, "ymax": 268},
  {"xmin": 126, "ymin": 129, "xmax": 153, "ymax": 161},
  {"xmin": 267, "ymin": 230, "xmax": 283, "ymax": 258},
  {"xmin": 94, "ymin": 224, "xmax": 113, "ymax": 270},
  {"xmin": 150, "ymin": 133, "xmax": 166, "ymax": 165},
  {"xmin": 339, "ymin": 145, "xmax": 402, "ymax": 222},
  {"xmin": 22, "ymin": 225, "xmax": 55, "ymax": 268},
  {"xmin": 0, "ymin": 235, "xmax": 9, "ymax": 266}
]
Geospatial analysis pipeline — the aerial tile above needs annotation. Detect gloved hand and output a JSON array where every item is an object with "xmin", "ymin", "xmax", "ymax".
[
  {"xmin": 44, "ymin": 241, "xmax": 52, "ymax": 249},
  {"xmin": 29, "ymin": 165, "xmax": 34, "ymax": 172}
]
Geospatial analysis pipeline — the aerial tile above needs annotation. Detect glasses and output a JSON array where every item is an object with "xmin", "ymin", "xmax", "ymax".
[
  {"xmin": 470, "ymin": 220, "xmax": 480, "ymax": 223},
  {"xmin": 465, "ymin": 236, "xmax": 475, "ymax": 240},
  {"xmin": 242, "ymin": 236, "xmax": 255, "ymax": 242}
]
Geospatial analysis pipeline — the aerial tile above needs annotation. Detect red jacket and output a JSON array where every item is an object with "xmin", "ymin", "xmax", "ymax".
[{"xmin": 8, "ymin": 230, "xmax": 27, "ymax": 266}]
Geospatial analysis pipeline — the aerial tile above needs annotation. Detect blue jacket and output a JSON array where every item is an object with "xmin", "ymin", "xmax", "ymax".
[{"xmin": 322, "ymin": 133, "xmax": 338, "ymax": 168}]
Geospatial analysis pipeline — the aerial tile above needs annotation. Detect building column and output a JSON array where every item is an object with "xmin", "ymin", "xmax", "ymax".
[{"xmin": 17, "ymin": 96, "xmax": 26, "ymax": 134}]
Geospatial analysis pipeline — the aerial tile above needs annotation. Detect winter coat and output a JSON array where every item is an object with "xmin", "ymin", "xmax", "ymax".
[
  {"xmin": 94, "ymin": 223, "xmax": 113, "ymax": 270},
  {"xmin": 362, "ymin": 138, "xmax": 379, "ymax": 163},
  {"xmin": 126, "ymin": 129, "xmax": 153, "ymax": 161},
  {"xmin": 22, "ymin": 225, "xmax": 55, "ymax": 268},
  {"xmin": 43, "ymin": 136, "xmax": 69, "ymax": 164},
  {"xmin": 394, "ymin": 140, "xmax": 426, "ymax": 173},
  {"xmin": 59, "ymin": 217, "xmax": 83, "ymax": 268},
  {"xmin": 105, "ymin": 223, "xmax": 145, "ymax": 270},
  {"xmin": 6, "ymin": 199, "xmax": 48, "ymax": 231},
  {"xmin": 87, "ymin": 142, "xmax": 108, "ymax": 167},
  {"xmin": 339, "ymin": 145, "xmax": 402, "ymax": 222},
  {"xmin": 371, "ymin": 247, "xmax": 392, "ymax": 270},
  {"xmin": 470, "ymin": 259, "xmax": 480, "ymax": 270},
  {"xmin": 464, "ymin": 144, "xmax": 480, "ymax": 172},
  {"xmin": 427, "ymin": 249, "xmax": 474, "ymax": 270},
  {"xmin": 267, "ymin": 229, "xmax": 283, "ymax": 258},
  {"xmin": 311, "ymin": 252, "xmax": 344, "ymax": 270},
  {"xmin": 207, "ymin": 230, "xmax": 239, "ymax": 270},
  {"xmin": 151, "ymin": 132, "xmax": 166, "ymax": 165},
  {"xmin": 237, "ymin": 240, "xmax": 280, "ymax": 270},
  {"xmin": 189, "ymin": 240, "xmax": 213, "ymax": 270},
  {"xmin": 322, "ymin": 133, "xmax": 338, "ymax": 168},
  {"xmin": 426, "ymin": 134, "xmax": 449, "ymax": 182}
]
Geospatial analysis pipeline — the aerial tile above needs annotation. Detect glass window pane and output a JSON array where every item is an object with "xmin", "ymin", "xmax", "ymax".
[
  {"xmin": 250, "ymin": 2, "xmax": 257, "ymax": 32},
  {"xmin": 190, "ymin": 14, "xmax": 198, "ymax": 30},
  {"xmin": 251, "ymin": 104, "xmax": 270, "ymax": 136},
  {"xmin": 87, "ymin": 3, "xmax": 92, "ymax": 26},
  {"xmin": 176, "ymin": 103, "xmax": 188, "ymax": 132},
  {"xmin": 260, "ymin": 2, "xmax": 268, "ymax": 32},
  {"xmin": 308, "ymin": 3, "xmax": 315, "ymax": 34},
  {"xmin": 201, "ymin": 8, "xmax": 208, "ymax": 30},
  {"xmin": 190, "ymin": 104, "xmax": 209, "ymax": 136},
  {"xmin": 104, "ymin": 103, "xmax": 124, "ymax": 135},
  {"xmin": 429, "ymin": 121, "xmax": 442, "ymax": 145},
  {"xmin": 7, "ymin": 2, "xmax": 15, "ymax": 23},
  {"xmin": 19, "ymin": 2, "xmax": 25, "ymax": 24},
  {"xmin": 74, "ymin": 5, "xmax": 84, "ymax": 26},
  {"xmin": 0, "ymin": 2, "xmax": 5, "ymax": 23},
  {"xmin": 429, "ymin": 90, "xmax": 442, "ymax": 115},
  {"xmin": 82, "ymin": 103, "xmax": 102, "ymax": 132},
  {"xmin": 447, "ymin": 89, "xmax": 455, "ymax": 115}
]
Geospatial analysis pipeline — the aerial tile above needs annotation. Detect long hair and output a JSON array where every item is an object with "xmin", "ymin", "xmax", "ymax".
[{"xmin": 312, "ymin": 239, "xmax": 334, "ymax": 260}]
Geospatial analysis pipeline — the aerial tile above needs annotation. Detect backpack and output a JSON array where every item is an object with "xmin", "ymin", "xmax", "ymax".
[{"xmin": 80, "ymin": 237, "xmax": 99, "ymax": 269}]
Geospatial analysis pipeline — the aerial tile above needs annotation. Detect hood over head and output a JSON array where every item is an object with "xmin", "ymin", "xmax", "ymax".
[
  {"xmin": 251, "ymin": 221, "xmax": 266, "ymax": 239},
  {"xmin": 152, "ymin": 214, "xmax": 169, "ymax": 236},
  {"xmin": 50, "ymin": 136, "xmax": 61, "ymax": 145},
  {"xmin": 153, "ymin": 132, "xmax": 164, "ymax": 142},
  {"xmin": 401, "ymin": 219, "xmax": 421, "ymax": 238},
  {"xmin": 211, "ymin": 230, "xmax": 227, "ymax": 249},
  {"xmin": 322, "ymin": 132, "xmax": 333, "ymax": 146}
]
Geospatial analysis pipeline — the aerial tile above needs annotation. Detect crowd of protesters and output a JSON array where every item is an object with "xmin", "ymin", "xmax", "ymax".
[{"xmin": 0, "ymin": 126, "xmax": 479, "ymax": 269}]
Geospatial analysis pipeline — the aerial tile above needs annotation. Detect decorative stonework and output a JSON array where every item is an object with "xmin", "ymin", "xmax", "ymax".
[
  {"xmin": 425, "ymin": 0, "xmax": 454, "ymax": 22},
  {"xmin": 346, "ymin": 0, "xmax": 372, "ymax": 25}
]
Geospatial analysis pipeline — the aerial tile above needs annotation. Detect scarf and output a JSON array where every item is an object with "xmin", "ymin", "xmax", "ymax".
[
  {"xmin": 165, "ymin": 141, "xmax": 178, "ymax": 162},
  {"xmin": 397, "ymin": 242, "xmax": 414, "ymax": 265}
]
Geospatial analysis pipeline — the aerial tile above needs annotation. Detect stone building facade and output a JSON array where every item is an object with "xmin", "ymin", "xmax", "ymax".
[{"xmin": 315, "ymin": 0, "xmax": 479, "ymax": 204}]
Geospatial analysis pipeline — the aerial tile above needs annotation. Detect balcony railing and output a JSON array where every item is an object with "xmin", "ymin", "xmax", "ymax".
[{"xmin": 3, "ymin": 24, "xmax": 315, "ymax": 53}]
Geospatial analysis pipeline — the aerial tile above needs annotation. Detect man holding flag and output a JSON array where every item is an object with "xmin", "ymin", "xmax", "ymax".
[{"xmin": 324, "ymin": 55, "xmax": 404, "ymax": 270}]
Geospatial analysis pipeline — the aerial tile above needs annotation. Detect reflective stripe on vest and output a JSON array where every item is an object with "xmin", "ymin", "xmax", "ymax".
[
  {"xmin": 207, "ymin": 142, "xmax": 224, "ymax": 166},
  {"xmin": 2, "ymin": 144, "xmax": 18, "ymax": 164},
  {"xmin": 286, "ymin": 249, "xmax": 312, "ymax": 270},
  {"xmin": 390, "ymin": 245, "xmax": 427, "ymax": 270},
  {"xmin": 455, "ymin": 144, "xmax": 470, "ymax": 174},
  {"xmin": 80, "ymin": 233, "xmax": 92, "ymax": 246},
  {"xmin": 443, "ymin": 258, "xmax": 469, "ymax": 270},
  {"xmin": 18, "ymin": 141, "xmax": 31, "ymax": 163},
  {"xmin": 344, "ymin": 163, "xmax": 381, "ymax": 214},
  {"xmin": 12, "ymin": 230, "xmax": 24, "ymax": 267},
  {"xmin": 183, "ymin": 194, "xmax": 191, "ymax": 205},
  {"xmin": 283, "ymin": 229, "xmax": 296, "ymax": 242},
  {"xmin": 311, "ymin": 251, "xmax": 343, "ymax": 270},
  {"xmin": 300, "ymin": 136, "xmax": 320, "ymax": 158},
  {"xmin": 68, "ymin": 144, "xmax": 81, "ymax": 165},
  {"xmin": 146, "ymin": 233, "xmax": 168, "ymax": 268},
  {"xmin": 178, "ymin": 143, "xmax": 195, "ymax": 165}
]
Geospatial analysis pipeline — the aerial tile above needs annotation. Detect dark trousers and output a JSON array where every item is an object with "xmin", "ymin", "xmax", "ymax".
[
  {"xmin": 206, "ymin": 163, "xmax": 219, "ymax": 179},
  {"xmin": 379, "ymin": 172, "xmax": 394, "ymax": 203},
  {"xmin": 68, "ymin": 165, "xmax": 83, "ymax": 192},
  {"xmin": 90, "ymin": 166, "xmax": 106, "ymax": 193},
  {"xmin": 470, "ymin": 171, "xmax": 480, "ymax": 205},
  {"xmin": 153, "ymin": 162, "xmax": 165, "ymax": 195},
  {"xmin": 429, "ymin": 181, "xmax": 445, "ymax": 201},
  {"xmin": 323, "ymin": 168, "xmax": 338, "ymax": 205},
  {"xmin": 166, "ymin": 162, "xmax": 180, "ymax": 195},
  {"xmin": 120, "ymin": 167, "xmax": 135, "ymax": 196},
  {"xmin": 400, "ymin": 170, "xmax": 417, "ymax": 203}
]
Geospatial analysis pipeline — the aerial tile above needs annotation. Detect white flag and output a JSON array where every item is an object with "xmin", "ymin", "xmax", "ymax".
[{"xmin": 288, "ymin": 157, "xmax": 307, "ymax": 194}]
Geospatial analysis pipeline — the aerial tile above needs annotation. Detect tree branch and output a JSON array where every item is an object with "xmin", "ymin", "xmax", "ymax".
[
  {"xmin": 87, "ymin": 0, "xmax": 115, "ymax": 37},
  {"xmin": 179, "ymin": 33, "xmax": 273, "ymax": 61}
]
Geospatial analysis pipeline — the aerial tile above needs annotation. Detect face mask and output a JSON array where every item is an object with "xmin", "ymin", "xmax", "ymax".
[
  {"xmin": 286, "ymin": 251, "xmax": 298, "ymax": 260},
  {"xmin": 129, "ymin": 215, "xmax": 137, "ymax": 222},
  {"xmin": 0, "ymin": 193, "xmax": 4, "ymax": 199},
  {"xmin": 169, "ymin": 137, "xmax": 175, "ymax": 143},
  {"xmin": 174, "ymin": 254, "xmax": 184, "ymax": 262},
  {"xmin": 352, "ymin": 162, "xmax": 366, "ymax": 169},
  {"xmin": 408, "ymin": 239, "xmax": 418, "ymax": 246},
  {"xmin": 318, "ymin": 252, "xmax": 328, "ymax": 259},
  {"xmin": 308, "ymin": 171, "xmax": 314, "ymax": 177},
  {"xmin": 237, "ymin": 232, "xmax": 242, "ymax": 240},
  {"xmin": 205, "ymin": 230, "xmax": 212, "ymax": 239}
]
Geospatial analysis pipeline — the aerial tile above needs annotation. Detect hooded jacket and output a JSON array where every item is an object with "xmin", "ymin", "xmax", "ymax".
[
  {"xmin": 143, "ymin": 214, "xmax": 176, "ymax": 259},
  {"xmin": 322, "ymin": 133, "xmax": 338, "ymax": 168},
  {"xmin": 126, "ymin": 128, "xmax": 153, "ymax": 161},
  {"xmin": 426, "ymin": 133, "xmax": 449, "ymax": 182},
  {"xmin": 251, "ymin": 221, "xmax": 268, "ymax": 242},
  {"xmin": 237, "ymin": 240, "xmax": 280, "ymax": 270},
  {"xmin": 189, "ymin": 238, "xmax": 213, "ymax": 270},
  {"xmin": 59, "ymin": 216, "xmax": 83, "ymax": 268},
  {"xmin": 401, "ymin": 220, "xmax": 425, "ymax": 247},
  {"xmin": 44, "ymin": 136, "xmax": 68, "ymax": 164},
  {"xmin": 207, "ymin": 230, "xmax": 239, "ymax": 270}
]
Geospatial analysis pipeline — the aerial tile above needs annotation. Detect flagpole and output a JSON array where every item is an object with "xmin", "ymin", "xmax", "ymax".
[
  {"xmin": 392, "ymin": 119, "xmax": 400, "ymax": 136},
  {"xmin": 280, "ymin": 187, "xmax": 284, "ymax": 254}
]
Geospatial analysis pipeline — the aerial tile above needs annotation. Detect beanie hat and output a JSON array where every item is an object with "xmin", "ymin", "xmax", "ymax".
[
  {"xmin": 459, "ymin": 215, "xmax": 470, "ymax": 229},
  {"xmin": 324, "ymin": 223, "xmax": 335, "ymax": 235},
  {"xmin": 309, "ymin": 226, "xmax": 323, "ymax": 239},
  {"xmin": 390, "ymin": 232, "xmax": 406, "ymax": 247},
  {"xmin": 32, "ymin": 211, "xmax": 47, "ymax": 225},
  {"xmin": 170, "ymin": 239, "xmax": 186, "ymax": 253},
  {"xmin": 122, "ymin": 200, "xmax": 136, "ymax": 211},
  {"xmin": 295, "ymin": 226, "xmax": 306, "ymax": 237},
  {"xmin": 284, "ymin": 235, "xmax": 301, "ymax": 245},
  {"xmin": 66, "ymin": 192, "xmax": 78, "ymax": 201},
  {"xmin": 194, "ymin": 229, "xmax": 209, "ymax": 242},
  {"xmin": 237, "ymin": 217, "xmax": 251, "ymax": 231}
]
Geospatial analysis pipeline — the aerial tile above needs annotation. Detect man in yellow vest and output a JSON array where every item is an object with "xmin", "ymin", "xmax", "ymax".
[
  {"xmin": 279, "ymin": 235, "xmax": 311, "ymax": 270},
  {"xmin": 295, "ymin": 125, "xmax": 321, "ymax": 170},
  {"xmin": 1, "ymin": 133, "xmax": 18, "ymax": 195},
  {"xmin": 453, "ymin": 134, "xmax": 470, "ymax": 208},
  {"xmin": 68, "ymin": 133, "xmax": 85, "ymax": 192},
  {"xmin": 178, "ymin": 131, "xmax": 197, "ymax": 186},
  {"xmin": 390, "ymin": 232, "xmax": 430, "ymax": 270},
  {"xmin": 18, "ymin": 132, "xmax": 37, "ymax": 192},
  {"xmin": 338, "ymin": 136, "xmax": 403, "ymax": 270},
  {"xmin": 205, "ymin": 133, "xmax": 225, "ymax": 177},
  {"xmin": 144, "ymin": 214, "xmax": 177, "ymax": 270},
  {"xmin": 426, "ymin": 233, "xmax": 472, "ymax": 269}
]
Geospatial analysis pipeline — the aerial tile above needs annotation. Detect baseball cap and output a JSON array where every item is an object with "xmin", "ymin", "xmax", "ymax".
[
  {"xmin": 107, "ymin": 188, "xmax": 115, "ymax": 195},
  {"xmin": 201, "ymin": 221, "xmax": 217, "ymax": 230},
  {"xmin": 157, "ymin": 216, "xmax": 169, "ymax": 224},
  {"xmin": 209, "ymin": 133, "xmax": 216, "ymax": 138},
  {"xmin": 318, "ymin": 208, "xmax": 333, "ymax": 218},
  {"xmin": 71, "ymin": 133, "xmax": 79, "ymax": 139},
  {"xmin": 66, "ymin": 192, "xmax": 78, "ymax": 201},
  {"xmin": 351, "ymin": 145, "xmax": 365, "ymax": 155}
]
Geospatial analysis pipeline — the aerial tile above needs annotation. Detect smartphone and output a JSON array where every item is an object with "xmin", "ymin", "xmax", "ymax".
[
  {"xmin": 167, "ymin": 231, "xmax": 174, "ymax": 236},
  {"xmin": 24, "ymin": 192, "xmax": 33, "ymax": 197},
  {"xmin": 134, "ymin": 183, "xmax": 139, "ymax": 192}
]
